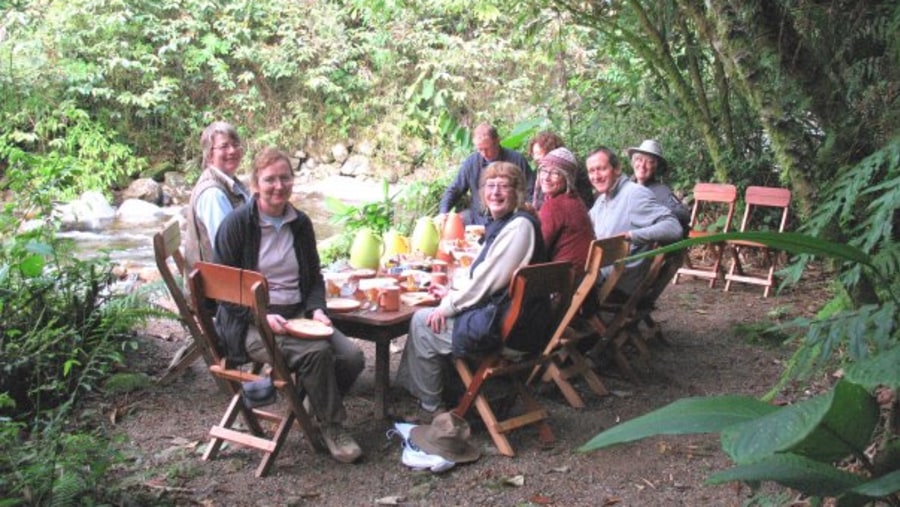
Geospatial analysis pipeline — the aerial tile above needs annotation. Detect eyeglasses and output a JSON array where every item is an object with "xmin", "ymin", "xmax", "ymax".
[
  {"xmin": 260, "ymin": 174, "xmax": 293, "ymax": 186},
  {"xmin": 483, "ymin": 183, "xmax": 513, "ymax": 193},
  {"xmin": 539, "ymin": 169, "xmax": 562, "ymax": 179},
  {"xmin": 212, "ymin": 142, "xmax": 241, "ymax": 151}
]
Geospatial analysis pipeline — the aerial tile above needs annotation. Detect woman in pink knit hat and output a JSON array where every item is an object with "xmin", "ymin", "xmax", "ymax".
[{"xmin": 537, "ymin": 147, "xmax": 595, "ymax": 278}]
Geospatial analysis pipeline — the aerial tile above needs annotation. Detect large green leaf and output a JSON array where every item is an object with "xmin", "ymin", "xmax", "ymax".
[
  {"xmin": 19, "ymin": 254, "xmax": 45, "ymax": 277},
  {"xmin": 850, "ymin": 468, "xmax": 900, "ymax": 497},
  {"xmin": 721, "ymin": 380, "xmax": 877, "ymax": 464},
  {"xmin": 707, "ymin": 453, "xmax": 865, "ymax": 497},
  {"xmin": 844, "ymin": 344, "xmax": 900, "ymax": 389},
  {"xmin": 625, "ymin": 232, "xmax": 873, "ymax": 269},
  {"xmin": 579, "ymin": 395, "xmax": 776, "ymax": 452}
]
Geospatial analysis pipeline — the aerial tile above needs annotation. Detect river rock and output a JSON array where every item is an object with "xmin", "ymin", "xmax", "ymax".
[
  {"xmin": 56, "ymin": 190, "xmax": 117, "ymax": 231},
  {"xmin": 122, "ymin": 178, "xmax": 162, "ymax": 205},
  {"xmin": 116, "ymin": 198, "xmax": 166, "ymax": 223},
  {"xmin": 356, "ymin": 139, "xmax": 376, "ymax": 156},
  {"xmin": 340, "ymin": 154, "xmax": 372, "ymax": 178},
  {"xmin": 332, "ymin": 142, "xmax": 350, "ymax": 164}
]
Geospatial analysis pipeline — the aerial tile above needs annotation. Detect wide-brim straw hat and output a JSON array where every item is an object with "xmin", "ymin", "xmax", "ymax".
[{"xmin": 409, "ymin": 412, "xmax": 480, "ymax": 463}]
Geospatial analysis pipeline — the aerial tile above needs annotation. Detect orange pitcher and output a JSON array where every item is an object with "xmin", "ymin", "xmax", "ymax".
[{"xmin": 442, "ymin": 211, "xmax": 465, "ymax": 241}]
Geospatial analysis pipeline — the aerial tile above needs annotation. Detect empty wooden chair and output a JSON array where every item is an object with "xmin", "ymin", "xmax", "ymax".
[
  {"xmin": 527, "ymin": 236, "xmax": 629, "ymax": 408},
  {"xmin": 451, "ymin": 261, "xmax": 574, "ymax": 457},
  {"xmin": 153, "ymin": 218, "xmax": 220, "ymax": 387},
  {"xmin": 189, "ymin": 262, "xmax": 324, "ymax": 477},
  {"xmin": 673, "ymin": 183, "xmax": 738, "ymax": 287},
  {"xmin": 724, "ymin": 186, "xmax": 792, "ymax": 297}
]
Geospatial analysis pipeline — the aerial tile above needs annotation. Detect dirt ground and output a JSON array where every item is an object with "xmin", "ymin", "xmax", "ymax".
[{"xmin": 99, "ymin": 263, "xmax": 831, "ymax": 506}]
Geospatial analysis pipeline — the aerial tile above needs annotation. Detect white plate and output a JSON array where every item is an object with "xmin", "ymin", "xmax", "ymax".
[{"xmin": 326, "ymin": 298, "xmax": 362, "ymax": 313}]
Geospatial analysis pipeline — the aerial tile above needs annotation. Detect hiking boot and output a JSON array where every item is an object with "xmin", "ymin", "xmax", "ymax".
[{"xmin": 321, "ymin": 423, "xmax": 362, "ymax": 464}]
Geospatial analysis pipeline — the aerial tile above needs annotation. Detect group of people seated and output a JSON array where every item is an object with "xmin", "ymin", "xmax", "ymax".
[{"xmin": 184, "ymin": 120, "xmax": 688, "ymax": 465}]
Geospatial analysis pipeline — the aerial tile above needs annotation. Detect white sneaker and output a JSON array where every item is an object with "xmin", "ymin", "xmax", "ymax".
[{"xmin": 391, "ymin": 422, "xmax": 455, "ymax": 473}]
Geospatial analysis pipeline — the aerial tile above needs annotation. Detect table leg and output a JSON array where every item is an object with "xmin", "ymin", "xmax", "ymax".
[{"xmin": 373, "ymin": 339, "xmax": 390, "ymax": 418}]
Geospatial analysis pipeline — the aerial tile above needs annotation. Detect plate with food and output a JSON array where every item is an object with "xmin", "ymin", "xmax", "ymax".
[
  {"xmin": 400, "ymin": 291, "xmax": 440, "ymax": 307},
  {"xmin": 326, "ymin": 298, "xmax": 361, "ymax": 313},
  {"xmin": 284, "ymin": 318, "xmax": 333, "ymax": 339},
  {"xmin": 350, "ymin": 268, "xmax": 377, "ymax": 279}
]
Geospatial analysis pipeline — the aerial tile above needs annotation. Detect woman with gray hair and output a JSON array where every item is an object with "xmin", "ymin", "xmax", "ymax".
[
  {"xmin": 184, "ymin": 121, "xmax": 251, "ymax": 276},
  {"xmin": 396, "ymin": 161, "xmax": 548, "ymax": 420},
  {"xmin": 626, "ymin": 139, "xmax": 690, "ymax": 229}
]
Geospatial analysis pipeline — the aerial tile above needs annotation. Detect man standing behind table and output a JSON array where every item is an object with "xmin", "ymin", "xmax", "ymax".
[
  {"xmin": 586, "ymin": 146, "xmax": 683, "ymax": 296},
  {"xmin": 439, "ymin": 123, "xmax": 534, "ymax": 226},
  {"xmin": 184, "ymin": 121, "xmax": 252, "ymax": 277}
]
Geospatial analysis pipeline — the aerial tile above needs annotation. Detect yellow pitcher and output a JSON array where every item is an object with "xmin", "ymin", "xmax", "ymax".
[{"xmin": 381, "ymin": 228, "xmax": 410, "ymax": 265}]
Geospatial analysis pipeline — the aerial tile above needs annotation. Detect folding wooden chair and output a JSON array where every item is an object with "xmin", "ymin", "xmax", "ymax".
[
  {"xmin": 153, "ymin": 218, "xmax": 219, "ymax": 386},
  {"xmin": 673, "ymin": 183, "xmax": 738, "ymax": 287},
  {"xmin": 588, "ymin": 250, "xmax": 675, "ymax": 382},
  {"xmin": 189, "ymin": 262, "xmax": 324, "ymax": 477},
  {"xmin": 724, "ymin": 186, "xmax": 792, "ymax": 297},
  {"xmin": 628, "ymin": 249, "xmax": 687, "ymax": 346},
  {"xmin": 451, "ymin": 261, "xmax": 574, "ymax": 457},
  {"xmin": 526, "ymin": 236, "xmax": 629, "ymax": 408}
]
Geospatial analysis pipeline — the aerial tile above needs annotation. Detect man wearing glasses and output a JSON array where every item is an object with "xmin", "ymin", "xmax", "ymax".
[
  {"xmin": 185, "ymin": 121, "xmax": 252, "ymax": 278},
  {"xmin": 439, "ymin": 123, "xmax": 533, "ymax": 226}
]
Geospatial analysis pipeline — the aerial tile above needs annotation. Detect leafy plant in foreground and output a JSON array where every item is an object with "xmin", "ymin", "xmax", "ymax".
[
  {"xmin": 580, "ymin": 232, "xmax": 900, "ymax": 505},
  {"xmin": 0, "ymin": 145, "xmax": 155, "ymax": 504}
]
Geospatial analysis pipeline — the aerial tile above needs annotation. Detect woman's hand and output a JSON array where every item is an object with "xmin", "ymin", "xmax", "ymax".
[
  {"xmin": 425, "ymin": 308, "xmax": 447, "ymax": 333},
  {"xmin": 428, "ymin": 282, "xmax": 450, "ymax": 299},
  {"xmin": 267, "ymin": 313, "xmax": 287, "ymax": 334},
  {"xmin": 311, "ymin": 308, "xmax": 332, "ymax": 326}
]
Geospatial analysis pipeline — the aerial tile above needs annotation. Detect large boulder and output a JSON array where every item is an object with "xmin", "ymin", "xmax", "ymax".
[
  {"xmin": 331, "ymin": 142, "xmax": 350, "ymax": 164},
  {"xmin": 116, "ymin": 198, "xmax": 166, "ymax": 223},
  {"xmin": 122, "ymin": 178, "xmax": 162, "ymax": 205},
  {"xmin": 340, "ymin": 154, "xmax": 372, "ymax": 178},
  {"xmin": 55, "ymin": 190, "xmax": 117, "ymax": 231}
]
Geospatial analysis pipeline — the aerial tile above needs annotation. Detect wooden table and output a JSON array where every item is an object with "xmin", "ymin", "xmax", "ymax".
[{"xmin": 330, "ymin": 304, "xmax": 419, "ymax": 418}]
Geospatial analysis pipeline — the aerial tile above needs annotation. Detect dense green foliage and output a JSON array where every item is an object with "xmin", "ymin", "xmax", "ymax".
[
  {"xmin": 582, "ymin": 232, "xmax": 900, "ymax": 504},
  {"xmin": 0, "ymin": 146, "xmax": 154, "ymax": 504}
]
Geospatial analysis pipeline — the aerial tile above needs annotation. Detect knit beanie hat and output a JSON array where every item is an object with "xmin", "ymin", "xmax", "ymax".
[{"xmin": 540, "ymin": 147, "xmax": 578, "ymax": 194}]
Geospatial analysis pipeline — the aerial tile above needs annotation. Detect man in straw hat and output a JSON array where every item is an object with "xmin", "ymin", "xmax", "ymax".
[
  {"xmin": 409, "ymin": 412, "xmax": 481, "ymax": 464},
  {"xmin": 626, "ymin": 139, "xmax": 690, "ymax": 228},
  {"xmin": 585, "ymin": 146, "xmax": 683, "ymax": 295}
]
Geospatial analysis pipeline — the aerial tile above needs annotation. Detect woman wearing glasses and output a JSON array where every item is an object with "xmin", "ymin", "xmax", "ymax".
[
  {"xmin": 185, "ymin": 121, "xmax": 252, "ymax": 276},
  {"xmin": 213, "ymin": 147, "xmax": 365, "ymax": 464},
  {"xmin": 536, "ymin": 147, "xmax": 595, "ymax": 279},
  {"xmin": 396, "ymin": 161, "xmax": 549, "ymax": 421}
]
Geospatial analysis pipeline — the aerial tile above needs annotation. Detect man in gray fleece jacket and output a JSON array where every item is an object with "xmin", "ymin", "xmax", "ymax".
[{"xmin": 586, "ymin": 146, "xmax": 683, "ymax": 294}]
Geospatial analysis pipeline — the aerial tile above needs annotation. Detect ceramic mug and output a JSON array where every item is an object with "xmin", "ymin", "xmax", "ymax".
[{"xmin": 377, "ymin": 285, "xmax": 401, "ymax": 311}]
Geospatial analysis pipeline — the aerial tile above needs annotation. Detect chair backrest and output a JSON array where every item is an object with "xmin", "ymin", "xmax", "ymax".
[
  {"xmin": 537, "ymin": 236, "xmax": 629, "ymax": 356},
  {"xmin": 739, "ymin": 186, "xmax": 791, "ymax": 233},
  {"xmin": 687, "ymin": 183, "xmax": 738, "ymax": 236},
  {"xmin": 499, "ymin": 261, "xmax": 574, "ymax": 346},
  {"xmin": 153, "ymin": 218, "xmax": 202, "ymax": 339},
  {"xmin": 189, "ymin": 262, "xmax": 270, "ymax": 367}
]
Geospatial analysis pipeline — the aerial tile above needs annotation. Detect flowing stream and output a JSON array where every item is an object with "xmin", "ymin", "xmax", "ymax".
[{"xmin": 62, "ymin": 176, "xmax": 388, "ymax": 272}]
